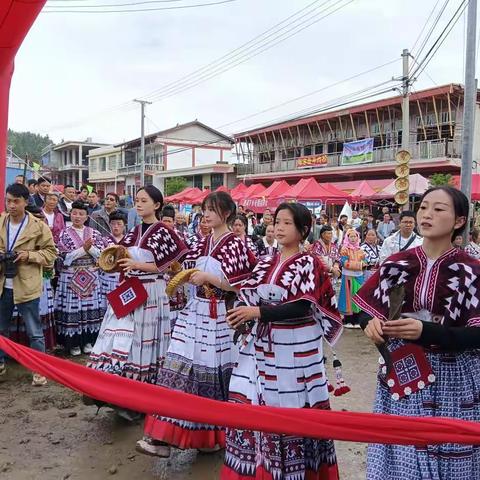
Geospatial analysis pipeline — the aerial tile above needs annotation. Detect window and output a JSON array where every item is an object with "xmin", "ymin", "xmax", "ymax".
[
  {"xmin": 90, "ymin": 159, "xmax": 97, "ymax": 173},
  {"xmin": 211, "ymin": 173, "xmax": 224, "ymax": 190},
  {"xmin": 108, "ymin": 155, "xmax": 117, "ymax": 170},
  {"xmin": 99, "ymin": 157, "xmax": 106, "ymax": 171},
  {"xmin": 314, "ymin": 144, "xmax": 324, "ymax": 155},
  {"xmin": 303, "ymin": 145, "xmax": 312, "ymax": 156},
  {"xmin": 193, "ymin": 175, "xmax": 202, "ymax": 189},
  {"xmin": 259, "ymin": 152, "xmax": 271, "ymax": 164}
]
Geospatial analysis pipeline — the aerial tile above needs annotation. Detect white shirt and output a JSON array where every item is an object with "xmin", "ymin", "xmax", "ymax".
[
  {"xmin": 351, "ymin": 217, "xmax": 362, "ymax": 228},
  {"xmin": 379, "ymin": 231, "xmax": 423, "ymax": 264},
  {"xmin": 43, "ymin": 211, "xmax": 55, "ymax": 228},
  {"xmin": 5, "ymin": 216, "xmax": 29, "ymax": 289}
]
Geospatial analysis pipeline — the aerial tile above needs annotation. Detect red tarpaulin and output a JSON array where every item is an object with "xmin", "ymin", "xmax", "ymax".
[
  {"xmin": 189, "ymin": 188, "xmax": 211, "ymax": 204},
  {"xmin": 0, "ymin": 1, "xmax": 46, "ymax": 209},
  {"xmin": 350, "ymin": 180, "xmax": 378, "ymax": 202}
]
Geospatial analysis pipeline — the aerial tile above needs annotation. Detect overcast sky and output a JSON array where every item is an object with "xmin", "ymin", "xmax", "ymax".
[{"xmin": 9, "ymin": 0, "xmax": 472, "ymax": 145}]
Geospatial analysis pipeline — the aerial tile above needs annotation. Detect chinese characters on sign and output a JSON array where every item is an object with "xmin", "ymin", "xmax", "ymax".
[{"xmin": 296, "ymin": 154, "xmax": 328, "ymax": 168}]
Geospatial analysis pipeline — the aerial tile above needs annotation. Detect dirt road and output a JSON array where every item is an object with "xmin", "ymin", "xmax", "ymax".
[{"xmin": 0, "ymin": 330, "xmax": 378, "ymax": 480}]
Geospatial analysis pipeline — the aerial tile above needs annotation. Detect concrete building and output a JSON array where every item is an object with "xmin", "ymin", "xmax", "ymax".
[
  {"xmin": 41, "ymin": 139, "xmax": 108, "ymax": 187},
  {"xmin": 87, "ymin": 145, "xmax": 123, "ymax": 197},
  {"xmin": 234, "ymin": 84, "xmax": 477, "ymax": 184},
  {"xmin": 112, "ymin": 120, "xmax": 233, "ymax": 198}
]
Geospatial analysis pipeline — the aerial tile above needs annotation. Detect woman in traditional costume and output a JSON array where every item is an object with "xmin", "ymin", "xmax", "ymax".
[
  {"xmin": 221, "ymin": 202, "xmax": 342, "ymax": 480},
  {"xmin": 464, "ymin": 227, "xmax": 480, "ymax": 260},
  {"xmin": 137, "ymin": 191, "xmax": 255, "ymax": 457},
  {"xmin": 98, "ymin": 211, "xmax": 128, "ymax": 312},
  {"xmin": 360, "ymin": 228, "xmax": 380, "ymax": 282},
  {"xmin": 232, "ymin": 214, "xmax": 258, "ymax": 258},
  {"xmin": 338, "ymin": 228, "xmax": 365, "ymax": 328},
  {"xmin": 255, "ymin": 223, "xmax": 279, "ymax": 257},
  {"xmin": 355, "ymin": 186, "xmax": 480, "ymax": 480},
  {"xmin": 312, "ymin": 225, "xmax": 341, "ymax": 285},
  {"xmin": 185, "ymin": 214, "xmax": 211, "ymax": 248},
  {"xmin": 88, "ymin": 186, "xmax": 188, "ymax": 383},
  {"xmin": 41, "ymin": 192, "xmax": 65, "ymax": 244},
  {"xmin": 160, "ymin": 204, "xmax": 187, "ymax": 329},
  {"xmin": 55, "ymin": 201, "xmax": 106, "ymax": 356}
]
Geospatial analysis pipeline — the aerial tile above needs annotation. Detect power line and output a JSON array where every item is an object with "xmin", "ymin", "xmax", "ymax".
[
  {"xmin": 43, "ymin": 0, "xmax": 237, "ymax": 12},
  {"xmin": 217, "ymin": 59, "xmax": 398, "ymax": 129},
  {"xmin": 410, "ymin": 0, "xmax": 444, "ymax": 53},
  {"xmin": 46, "ymin": 0, "xmax": 200, "ymax": 6},
  {"xmin": 411, "ymin": 0, "xmax": 468, "ymax": 80},
  {"xmin": 136, "ymin": 0, "xmax": 333, "ymax": 100},
  {"xmin": 141, "ymin": 0, "xmax": 356, "ymax": 103},
  {"xmin": 410, "ymin": 0, "xmax": 451, "ymax": 71},
  {"xmin": 48, "ymin": 0, "xmax": 355, "ymax": 130}
]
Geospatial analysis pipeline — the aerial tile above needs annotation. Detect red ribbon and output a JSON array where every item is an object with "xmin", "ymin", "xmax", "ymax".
[{"xmin": 2, "ymin": 335, "xmax": 480, "ymax": 446}]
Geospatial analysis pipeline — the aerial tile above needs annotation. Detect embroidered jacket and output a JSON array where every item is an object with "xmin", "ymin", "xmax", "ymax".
[
  {"xmin": 185, "ymin": 232, "xmax": 256, "ymax": 286},
  {"xmin": 240, "ymin": 252, "xmax": 342, "ymax": 345},
  {"xmin": 121, "ymin": 222, "xmax": 189, "ymax": 271},
  {"xmin": 354, "ymin": 246, "xmax": 480, "ymax": 328}
]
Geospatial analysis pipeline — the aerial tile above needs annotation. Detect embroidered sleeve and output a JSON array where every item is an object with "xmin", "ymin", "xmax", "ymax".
[
  {"xmin": 218, "ymin": 236, "xmax": 257, "ymax": 286},
  {"xmin": 144, "ymin": 225, "xmax": 189, "ymax": 270},
  {"xmin": 353, "ymin": 256, "xmax": 410, "ymax": 321}
]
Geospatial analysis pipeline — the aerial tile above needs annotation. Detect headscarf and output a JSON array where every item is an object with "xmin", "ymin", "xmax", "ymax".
[{"xmin": 342, "ymin": 228, "xmax": 360, "ymax": 249}]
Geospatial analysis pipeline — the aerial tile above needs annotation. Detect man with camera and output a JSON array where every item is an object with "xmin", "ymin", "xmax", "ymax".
[{"xmin": 0, "ymin": 184, "xmax": 57, "ymax": 386}]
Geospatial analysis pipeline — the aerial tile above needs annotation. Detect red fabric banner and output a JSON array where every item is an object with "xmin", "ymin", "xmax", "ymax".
[{"xmin": 2, "ymin": 336, "xmax": 480, "ymax": 446}]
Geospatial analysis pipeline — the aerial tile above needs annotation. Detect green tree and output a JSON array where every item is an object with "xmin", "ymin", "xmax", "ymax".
[
  {"xmin": 429, "ymin": 173, "xmax": 455, "ymax": 187},
  {"xmin": 8, "ymin": 129, "xmax": 52, "ymax": 161},
  {"xmin": 165, "ymin": 177, "xmax": 187, "ymax": 197}
]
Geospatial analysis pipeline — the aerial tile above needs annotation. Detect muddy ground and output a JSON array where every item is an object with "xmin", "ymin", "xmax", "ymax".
[{"xmin": 0, "ymin": 330, "xmax": 378, "ymax": 480}]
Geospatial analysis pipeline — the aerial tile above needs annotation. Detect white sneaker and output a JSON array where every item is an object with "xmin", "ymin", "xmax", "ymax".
[
  {"xmin": 70, "ymin": 347, "xmax": 82, "ymax": 356},
  {"xmin": 83, "ymin": 343, "xmax": 93, "ymax": 354},
  {"xmin": 32, "ymin": 373, "xmax": 48, "ymax": 386},
  {"xmin": 135, "ymin": 438, "xmax": 171, "ymax": 458}
]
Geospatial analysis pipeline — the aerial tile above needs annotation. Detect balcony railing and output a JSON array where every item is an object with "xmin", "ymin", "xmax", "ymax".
[
  {"xmin": 58, "ymin": 163, "xmax": 88, "ymax": 171},
  {"xmin": 117, "ymin": 163, "xmax": 163, "ymax": 175},
  {"xmin": 237, "ymin": 139, "xmax": 460, "ymax": 176}
]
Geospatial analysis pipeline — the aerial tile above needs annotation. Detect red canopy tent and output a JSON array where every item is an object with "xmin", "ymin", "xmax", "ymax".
[
  {"xmin": 251, "ymin": 180, "xmax": 290, "ymax": 199},
  {"xmin": 350, "ymin": 180, "xmax": 377, "ymax": 202},
  {"xmin": 0, "ymin": 1, "xmax": 46, "ymax": 209},
  {"xmin": 282, "ymin": 178, "xmax": 348, "ymax": 204},
  {"xmin": 236, "ymin": 183, "xmax": 266, "ymax": 204},
  {"xmin": 241, "ymin": 181, "xmax": 290, "ymax": 213},
  {"xmin": 322, "ymin": 183, "xmax": 352, "ymax": 201},
  {"xmin": 453, "ymin": 174, "xmax": 480, "ymax": 201},
  {"xmin": 230, "ymin": 182, "xmax": 248, "ymax": 200},
  {"xmin": 164, "ymin": 187, "xmax": 199, "ymax": 203},
  {"xmin": 215, "ymin": 185, "xmax": 230, "ymax": 194},
  {"xmin": 189, "ymin": 188, "xmax": 211, "ymax": 204}
]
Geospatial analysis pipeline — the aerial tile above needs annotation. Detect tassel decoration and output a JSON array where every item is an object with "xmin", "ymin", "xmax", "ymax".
[{"xmin": 333, "ymin": 352, "xmax": 350, "ymax": 396}]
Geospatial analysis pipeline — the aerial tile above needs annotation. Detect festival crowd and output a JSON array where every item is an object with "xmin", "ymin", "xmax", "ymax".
[{"xmin": 1, "ymin": 173, "xmax": 480, "ymax": 480}]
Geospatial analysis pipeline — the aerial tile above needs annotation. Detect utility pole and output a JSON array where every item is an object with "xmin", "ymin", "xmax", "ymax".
[
  {"xmin": 401, "ymin": 49, "xmax": 410, "ymax": 153},
  {"xmin": 133, "ymin": 99, "xmax": 152, "ymax": 187},
  {"xmin": 460, "ymin": 0, "xmax": 477, "ymax": 234}
]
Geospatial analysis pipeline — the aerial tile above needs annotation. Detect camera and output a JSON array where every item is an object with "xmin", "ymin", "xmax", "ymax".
[{"xmin": 0, "ymin": 252, "xmax": 18, "ymax": 279}]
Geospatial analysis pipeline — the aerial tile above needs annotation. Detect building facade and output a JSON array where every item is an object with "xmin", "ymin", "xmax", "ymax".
[
  {"xmin": 111, "ymin": 120, "xmax": 233, "ymax": 198},
  {"xmin": 42, "ymin": 139, "xmax": 107, "ymax": 187},
  {"xmin": 234, "ymin": 84, "xmax": 476, "ymax": 184},
  {"xmin": 87, "ymin": 145, "xmax": 124, "ymax": 197}
]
